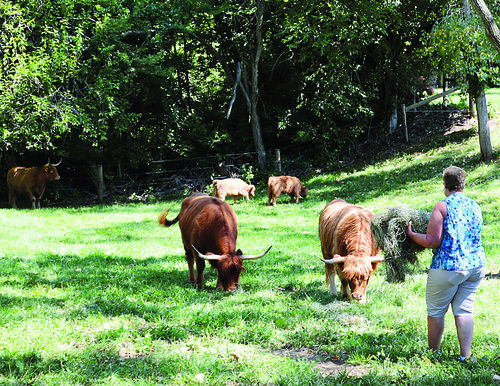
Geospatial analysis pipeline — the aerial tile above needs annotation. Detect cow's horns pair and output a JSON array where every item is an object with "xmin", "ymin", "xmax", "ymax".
[
  {"xmin": 319, "ymin": 255, "xmax": 384, "ymax": 264},
  {"xmin": 45, "ymin": 158, "xmax": 62, "ymax": 167},
  {"xmin": 192, "ymin": 245, "xmax": 272, "ymax": 261}
]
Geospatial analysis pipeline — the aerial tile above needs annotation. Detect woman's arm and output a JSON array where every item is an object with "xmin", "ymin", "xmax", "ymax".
[{"xmin": 406, "ymin": 201, "xmax": 447, "ymax": 249}]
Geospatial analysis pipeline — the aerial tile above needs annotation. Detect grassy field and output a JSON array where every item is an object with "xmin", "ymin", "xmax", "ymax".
[{"xmin": 0, "ymin": 114, "xmax": 499, "ymax": 384}]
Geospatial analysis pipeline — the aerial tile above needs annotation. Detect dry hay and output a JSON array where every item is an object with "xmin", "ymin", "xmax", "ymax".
[{"xmin": 371, "ymin": 205, "xmax": 430, "ymax": 282}]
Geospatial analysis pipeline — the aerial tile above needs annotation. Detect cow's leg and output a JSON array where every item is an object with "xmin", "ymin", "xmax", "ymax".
[
  {"xmin": 267, "ymin": 187, "xmax": 272, "ymax": 206},
  {"xmin": 184, "ymin": 248, "xmax": 195, "ymax": 283},
  {"xmin": 273, "ymin": 190, "xmax": 281, "ymax": 206},
  {"xmin": 245, "ymin": 194, "xmax": 249, "ymax": 203},
  {"xmin": 232, "ymin": 195, "xmax": 237, "ymax": 204},
  {"xmin": 341, "ymin": 279, "xmax": 351, "ymax": 299},
  {"xmin": 26, "ymin": 189, "xmax": 36, "ymax": 209},
  {"xmin": 195, "ymin": 257, "xmax": 206, "ymax": 288},
  {"xmin": 8, "ymin": 190, "xmax": 17, "ymax": 209},
  {"xmin": 36, "ymin": 197, "xmax": 41, "ymax": 209},
  {"xmin": 329, "ymin": 273, "xmax": 337, "ymax": 296}
]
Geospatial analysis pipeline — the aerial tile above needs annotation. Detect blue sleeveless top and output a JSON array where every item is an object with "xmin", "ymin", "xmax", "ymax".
[{"xmin": 431, "ymin": 192, "xmax": 486, "ymax": 271}]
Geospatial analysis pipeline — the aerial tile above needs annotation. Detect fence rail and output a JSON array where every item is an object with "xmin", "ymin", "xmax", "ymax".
[{"xmin": 401, "ymin": 86, "xmax": 461, "ymax": 143}]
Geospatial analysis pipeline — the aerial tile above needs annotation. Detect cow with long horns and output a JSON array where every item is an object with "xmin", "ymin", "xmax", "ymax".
[
  {"xmin": 159, "ymin": 193, "xmax": 271, "ymax": 291},
  {"xmin": 318, "ymin": 198, "xmax": 384, "ymax": 303},
  {"xmin": 7, "ymin": 159, "xmax": 61, "ymax": 209}
]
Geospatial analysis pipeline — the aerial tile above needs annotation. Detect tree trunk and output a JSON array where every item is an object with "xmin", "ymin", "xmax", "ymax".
[
  {"xmin": 470, "ymin": 0, "xmax": 500, "ymax": 54},
  {"xmin": 475, "ymin": 91, "xmax": 493, "ymax": 162},
  {"xmin": 250, "ymin": 0, "xmax": 266, "ymax": 169},
  {"xmin": 465, "ymin": 1, "xmax": 494, "ymax": 162}
]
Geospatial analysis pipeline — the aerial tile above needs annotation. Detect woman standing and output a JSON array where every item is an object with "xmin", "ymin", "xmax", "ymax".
[{"xmin": 406, "ymin": 166, "xmax": 486, "ymax": 362}]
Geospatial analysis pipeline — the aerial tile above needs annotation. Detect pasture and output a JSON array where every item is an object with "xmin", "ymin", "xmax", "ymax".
[{"xmin": 0, "ymin": 126, "xmax": 499, "ymax": 384}]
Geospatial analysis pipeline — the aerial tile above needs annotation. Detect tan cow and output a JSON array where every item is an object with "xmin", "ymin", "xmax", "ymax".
[
  {"xmin": 7, "ymin": 159, "xmax": 61, "ymax": 209},
  {"xmin": 211, "ymin": 178, "xmax": 255, "ymax": 204},
  {"xmin": 318, "ymin": 198, "xmax": 383, "ymax": 303},
  {"xmin": 267, "ymin": 176, "xmax": 307, "ymax": 206}
]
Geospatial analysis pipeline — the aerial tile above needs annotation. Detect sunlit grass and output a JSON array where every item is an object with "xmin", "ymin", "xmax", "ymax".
[{"xmin": 0, "ymin": 119, "xmax": 498, "ymax": 383}]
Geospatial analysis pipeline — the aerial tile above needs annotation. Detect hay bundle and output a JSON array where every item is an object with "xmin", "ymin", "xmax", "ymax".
[{"xmin": 371, "ymin": 205, "xmax": 431, "ymax": 282}]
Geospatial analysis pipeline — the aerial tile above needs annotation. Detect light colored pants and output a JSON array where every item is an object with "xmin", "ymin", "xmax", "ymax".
[{"xmin": 426, "ymin": 266, "xmax": 486, "ymax": 317}]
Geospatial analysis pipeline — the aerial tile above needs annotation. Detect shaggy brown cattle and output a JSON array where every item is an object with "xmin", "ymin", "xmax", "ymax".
[
  {"xmin": 159, "ymin": 193, "xmax": 271, "ymax": 291},
  {"xmin": 7, "ymin": 160, "xmax": 61, "ymax": 209},
  {"xmin": 211, "ymin": 178, "xmax": 255, "ymax": 204},
  {"xmin": 318, "ymin": 198, "xmax": 383, "ymax": 303},
  {"xmin": 267, "ymin": 176, "xmax": 307, "ymax": 206}
]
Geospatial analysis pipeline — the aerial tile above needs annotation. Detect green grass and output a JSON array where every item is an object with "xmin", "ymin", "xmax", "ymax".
[{"xmin": 0, "ymin": 121, "xmax": 499, "ymax": 384}]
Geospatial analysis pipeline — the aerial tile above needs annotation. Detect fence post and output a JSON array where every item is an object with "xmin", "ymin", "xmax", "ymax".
[
  {"xmin": 468, "ymin": 93, "xmax": 475, "ymax": 117},
  {"xmin": 275, "ymin": 149, "xmax": 281, "ymax": 172},
  {"xmin": 97, "ymin": 164, "xmax": 104, "ymax": 203},
  {"xmin": 401, "ymin": 104, "xmax": 408, "ymax": 143},
  {"xmin": 442, "ymin": 75, "xmax": 447, "ymax": 107}
]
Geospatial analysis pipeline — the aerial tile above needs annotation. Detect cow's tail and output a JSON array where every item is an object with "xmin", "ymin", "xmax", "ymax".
[{"xmin": 158, "ymin": 207, "xmax": 179, "ymax": 227}]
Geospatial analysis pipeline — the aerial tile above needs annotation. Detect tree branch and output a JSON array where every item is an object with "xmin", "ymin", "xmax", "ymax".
[{"xmin": 470, "ymin": 0, "xmax": 500, "ymax": 54}]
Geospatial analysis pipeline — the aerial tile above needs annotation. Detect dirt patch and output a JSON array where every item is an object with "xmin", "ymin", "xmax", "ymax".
[{"xmin": 271, "ymin": 347, "xmax": 370, "ymax": 378}]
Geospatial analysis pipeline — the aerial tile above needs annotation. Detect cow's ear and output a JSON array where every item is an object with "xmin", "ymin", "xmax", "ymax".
[
  {"xmin": 43, "ymin": 166, "xmax": 49, "ymax": 175},
  {"xmin": 236, "ymin": 249, "xmax": 243, "ymax": 256}
]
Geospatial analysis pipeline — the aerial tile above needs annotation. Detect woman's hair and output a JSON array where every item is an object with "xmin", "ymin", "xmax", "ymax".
[{"xmin": 443, "ymin": 166, "xmax": 466, "ymax": 191}]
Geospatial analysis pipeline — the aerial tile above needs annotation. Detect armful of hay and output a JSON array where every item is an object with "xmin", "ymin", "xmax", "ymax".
[{"xmin": 371, "ymin": 205, "xmax": 431, "ymax": 282}]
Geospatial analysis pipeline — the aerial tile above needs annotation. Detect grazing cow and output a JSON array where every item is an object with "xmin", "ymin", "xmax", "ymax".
[
  {"xmin": 318, "ymin": 198, "xmax": 383, "ymax": 303},
  {"xmin": 158, "ymin": 193, "xmax": 271, "ymax": 291},
  {"xmin": 211, "ymin": 178, "xmax": 255, "ymax": 204},
  {"xmin": 7, "ymin": 159, "xmax": 61, "ymax": 209},
  {"xmin": 267, "ymin": 176, "xmax": 307, "ymax": 206}
]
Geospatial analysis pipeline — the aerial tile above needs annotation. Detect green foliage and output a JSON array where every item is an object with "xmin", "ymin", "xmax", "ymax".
[{"xmin": 420, "ymin": 1, "xmax": 500, "ymax": 95}]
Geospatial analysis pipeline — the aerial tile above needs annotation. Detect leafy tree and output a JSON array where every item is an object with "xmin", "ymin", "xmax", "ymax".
[{"xmin": 421, "ymin": 0, "xmax": 496, "ymax": 162}]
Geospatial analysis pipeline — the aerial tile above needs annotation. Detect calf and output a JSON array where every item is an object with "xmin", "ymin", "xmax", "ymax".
[
  {"xmin": 211, "ymin": 178, "xmax": 255, "ymax": 204},
  {"xmin": 267, "ymin": 176, "xmax": 307, "ymax": 206}
]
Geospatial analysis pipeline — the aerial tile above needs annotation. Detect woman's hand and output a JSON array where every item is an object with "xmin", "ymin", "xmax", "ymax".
[{"xmin": 406, "ymin": 221, "xmax": 414, "ymax": 236}]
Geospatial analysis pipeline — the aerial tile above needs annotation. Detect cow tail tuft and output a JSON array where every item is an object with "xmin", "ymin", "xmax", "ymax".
[{"xmin": 158, "ymin": 207, "xmax": 179, "ymax": 227}]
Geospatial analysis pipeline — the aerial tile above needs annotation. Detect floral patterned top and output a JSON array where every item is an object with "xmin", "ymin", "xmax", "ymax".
[{"xmin": 431, "ymin": 192, "xmax": 486, "ymax": 271}]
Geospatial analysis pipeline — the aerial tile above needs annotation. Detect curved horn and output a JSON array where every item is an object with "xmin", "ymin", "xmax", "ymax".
[
  {"xmin": 240, "ymin": 245, "xmax": 272, "ymax": 261},
  {"xmin": 319, "ymin": 255, "xmax": 346, "ymax": 264},
  {"xmin": 52, "ymin": 158, "xmax": 62, "ymax": 166},
  {"xmin": 192, "ymin": 245, "xmax": 223, "ymax": 261},
  {"xmin": 370, "ymin": 255, "xmax": 384, "ymax": 263}
]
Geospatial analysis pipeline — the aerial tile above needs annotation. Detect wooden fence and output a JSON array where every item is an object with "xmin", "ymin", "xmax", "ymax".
[{"xmin": 400, "ymin": 86, "xmax": 460, "ymax": 143}]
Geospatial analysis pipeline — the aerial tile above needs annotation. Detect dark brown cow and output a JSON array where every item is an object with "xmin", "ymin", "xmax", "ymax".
[
  {"xmin": 7, "ymin": 159, "xmax": 61, "ymax": 209},
  {"xmin": 318, "ymin": 198, "xmax": 383, "ymax": 303},
  {"xmin": 267, "ymin": 176, "xmax": 307, "ymax": 206},
  {"xmin": 159, "ymin": 193, "xmax": 271, "ymax": 291}
]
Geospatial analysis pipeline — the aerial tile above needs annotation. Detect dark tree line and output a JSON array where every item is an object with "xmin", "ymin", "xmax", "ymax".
[{"xmin": 0, "ymin": 0, "xmax": 496, "ymax": 184}]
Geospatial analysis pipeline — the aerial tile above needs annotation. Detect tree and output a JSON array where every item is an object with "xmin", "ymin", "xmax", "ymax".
[
  {"xmin": 422, "ymin": 0, "xmax": 495, "ymax": 162},
  {"xmin": 470, "ymin": 0, "xmax": 500, "ymax": 53}
]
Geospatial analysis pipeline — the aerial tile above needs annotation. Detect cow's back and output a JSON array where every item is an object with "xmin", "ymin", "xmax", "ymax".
[
  {"xmin": 269, "ymin": 176, "xmax": 294, "ymax": 192},
  {"xmin": 178, "ymin": 194, "xmax": 238, "ymax": 254},
  {"xmin": 319, "ymin": 199, "xmax": 377, "ymax": 258},
  {"xmin": 7, "ymin": 167, "xmax": 32, "ymax": 190}
]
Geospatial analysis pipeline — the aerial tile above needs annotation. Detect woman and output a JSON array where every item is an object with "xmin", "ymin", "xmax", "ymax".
[{"xmin": 406, "ymin": 166, "xmax": 486, "ymax": 362}]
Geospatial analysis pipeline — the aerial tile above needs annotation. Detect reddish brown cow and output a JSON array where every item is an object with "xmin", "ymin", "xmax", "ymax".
[
  {"xmin": 318, "ymin": 199, "xmax": 383, "ymax": 303},
  {"xmin": 7, "ymin": 160, "xmax": 61, "ymax": 209},
  {"xmin": 211, "ymin": 178, "xmax": 255, "ymax": 204},
  {"xmin": 158, "ymin": 193, "xmax": 271, "ymax": 291},
  {"xmin": 267, "ymin": 176, "xmax": 307, "ymax": 206}
]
